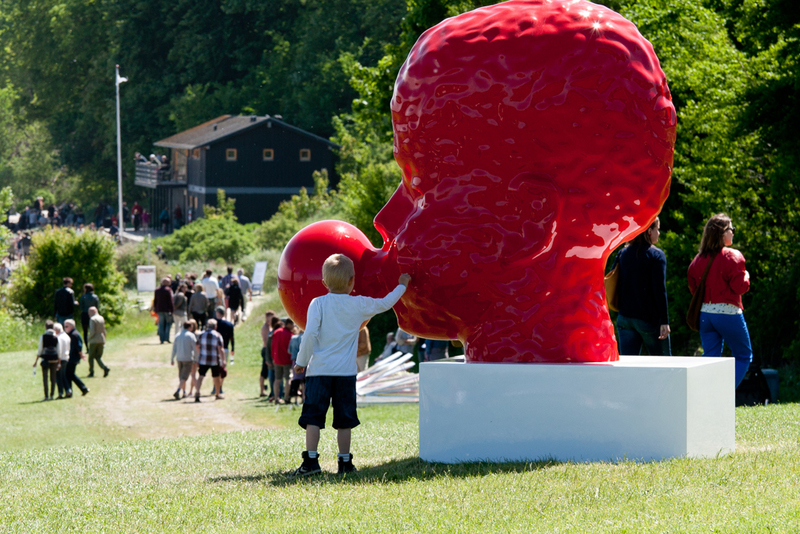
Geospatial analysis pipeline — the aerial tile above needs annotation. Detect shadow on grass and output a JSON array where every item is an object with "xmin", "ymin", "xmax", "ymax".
[{"xmin": 207, "ymin": 456, "xmax": 563, "ymax": 487}]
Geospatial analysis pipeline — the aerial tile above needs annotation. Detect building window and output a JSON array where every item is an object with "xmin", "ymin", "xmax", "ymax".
[
  {"xmin": 263, "ymin": 148, "xmax": 274, "ymax": 161},
  {"xmin": 299, "ymin": 149, "xmax": 311, "ymax": 161},
  {"xmin": 225, "ymin": 148, "xmax": 237, "ymax": 161},
  {"xmin": 192, "ymin": 148, "xmax": 201, "ymax": 159}
]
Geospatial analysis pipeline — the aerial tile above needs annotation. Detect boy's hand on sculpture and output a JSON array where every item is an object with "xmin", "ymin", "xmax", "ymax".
[{"xmin": 399, "ymin": 274, "xmax": 411, "ymax": 286}]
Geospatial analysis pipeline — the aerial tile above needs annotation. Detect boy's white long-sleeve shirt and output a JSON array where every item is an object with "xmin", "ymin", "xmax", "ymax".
[{"xmin": 296, "ymin": 284, "xmax": 407, "ymax": 377}]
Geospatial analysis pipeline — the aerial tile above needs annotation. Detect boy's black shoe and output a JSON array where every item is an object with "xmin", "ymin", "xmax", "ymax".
[
  {"xmin": 289, "ymin": 451, "xmax": 322, "ymax": 478},
  {"xmin": 338, "ymin": 454, "xmax": 357, "ymax": 475}
]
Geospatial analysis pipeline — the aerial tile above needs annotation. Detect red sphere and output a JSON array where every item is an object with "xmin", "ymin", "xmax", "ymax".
[{"xmin": 278, "ymin": 221, "xmax": 383, "ymax": 329}]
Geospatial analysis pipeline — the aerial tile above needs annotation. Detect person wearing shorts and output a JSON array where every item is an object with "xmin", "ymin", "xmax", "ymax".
[
  {"xmin": 194, "ymin": 318, "xmax": 225, "ymax": 402},
  {"xmin": 171, "ymin": 320, "xmax": 197, "ymax": 400},
  {"xmin": 290, "ymin": 254, "xmax": 410, "ymax": 477}
]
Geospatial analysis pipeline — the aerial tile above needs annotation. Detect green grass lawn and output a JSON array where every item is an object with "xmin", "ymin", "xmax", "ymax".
[
  {"xmin": 2, "ymin": 293, "xmax": 799, "ymax": 532},
  {"xmin": 1, "ymin": 404, "xmax": 798, "ymax": 533}
]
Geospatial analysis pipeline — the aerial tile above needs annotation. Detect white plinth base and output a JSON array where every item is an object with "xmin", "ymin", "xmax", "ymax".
[{"xmin": 419, "ymin": 356, "xmax": 734, "ymax": 463}]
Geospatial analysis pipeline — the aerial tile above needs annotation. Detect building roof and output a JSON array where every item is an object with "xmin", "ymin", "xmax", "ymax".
[{"xmin": 154, "ymin": 115, "xmax": 340, "ymax": 150}]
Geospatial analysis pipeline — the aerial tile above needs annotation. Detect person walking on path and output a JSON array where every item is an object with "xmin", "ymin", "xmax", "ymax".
[
  {"xmin": 688, "ymin": 213, "xmax": 753, "ymax": 388},
  {"xmin": 172, "ymin": 283, "xmax": 188, "ymax": 336},
  {"xmin": 79, "ymin": 283, "xmax": 100, "ymax": 344},
  {"xmin": 33, "ymin": 320, "xmax": 60, "ymax": 401},
  {"xmin": 153, "ymin": 278, "xmax": 174, "ymax": 344},
  {"xmin": 214, "ymin": 307, "xmax": 235, "ymax": 366},
  {"xmin": 201, "ymin": 270, "xmax": 219, "ymax": 316},
  {"xmin": 194, "ymin": 318, "xmax": 225, "ymax": 402},
  {"xmin": 54, "ymin": 322, "xmax": 70, "ymax": 399},
  {"xmin": 236, "ymin": 269, "xmax": 252, "ymax": 321},
  {"xmin": 54, "ymin": 277, "xmax": 77, "ymax": 325},
  {"xmin": 64, "ymin": 319, "xmax": 89, "ymax": 397},
  {"xmin": 212, "ymin": 308, "xmax": 235, "ymax": 395},
  {"xmin": 225, "ymin": 278, "xmax": 244, "ymax": 324},
  {"xmin": 612, "ymin": 217, "xmax": 672, "ymax": 356},
  {"xmin": 171, "ymin": 320, "xmax": 198, "ymax": 399},
  {"xmin": 188, "ymin": 283, "xmax": 208, "ymax": 330},
  {"xmin": 86, "ymin": 307, "xmax": 110, "ymax": 378},
  {"xmin": 220, "ymin": 266, "xmax": 234, "ymax": 294}
]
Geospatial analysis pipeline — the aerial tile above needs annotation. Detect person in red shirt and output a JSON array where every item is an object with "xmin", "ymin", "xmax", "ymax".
[
  {"xmin": 271, "ymin": 319, "xmax": 294, "ymax": 404},
  {"xmin": 688, "ymin": 213, "xmax": 752, "ymax": 388}
]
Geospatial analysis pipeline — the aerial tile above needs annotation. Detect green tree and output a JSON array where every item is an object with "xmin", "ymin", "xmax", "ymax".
[{"xmin": 10, "ymin": 229, "xmax": 127, "ymax": 326}]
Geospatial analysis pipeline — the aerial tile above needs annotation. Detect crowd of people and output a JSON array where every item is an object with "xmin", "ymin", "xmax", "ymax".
[
  {"xmin": 153, "ymin": 266, "xmax": 255, "ymax": 402},
  {"xmin": 33, "ymin": 278, "xmax": 108, "ymax": 400}
]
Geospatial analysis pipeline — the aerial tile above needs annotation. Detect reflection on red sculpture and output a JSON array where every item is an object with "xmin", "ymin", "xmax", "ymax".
[{"xmin": 279, "ymin": 0, "xmax": 676, "ymax": 363}]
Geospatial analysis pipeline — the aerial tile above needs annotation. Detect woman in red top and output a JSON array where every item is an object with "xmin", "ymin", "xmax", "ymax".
[{"xmin": 687, "ymin": 214, "xmax": 752, "ymax": 388}]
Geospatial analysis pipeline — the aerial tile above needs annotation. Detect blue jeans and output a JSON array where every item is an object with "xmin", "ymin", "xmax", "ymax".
[
  {"xmin": 157, "ymin": 312, "xmax": 171, "ymax": 343},
  {"xmin": 699, "ymin": 312, "xmax": 752, "ymax": 388},
  {"xmin": 617, "ymin": 314, "xmax": 671, "ymax": 356}
]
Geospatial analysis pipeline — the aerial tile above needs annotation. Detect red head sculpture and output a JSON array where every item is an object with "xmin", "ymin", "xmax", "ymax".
[{"xmin": 279, "ymin": 0, "xmax": 676, "ymax": 363}]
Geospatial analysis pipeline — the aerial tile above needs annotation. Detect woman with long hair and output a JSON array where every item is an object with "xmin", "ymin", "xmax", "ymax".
[
  {"xmin": 613, "ymin": 217, "xmax": 671, "ymax": 356},
  {"xmin": 687, "ymin": 213, "xmax": 752, "ymax": 387}
]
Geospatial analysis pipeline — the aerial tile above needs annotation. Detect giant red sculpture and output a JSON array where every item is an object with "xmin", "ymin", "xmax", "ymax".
[{"xmin": 279, "ymin": 0, "xmax": 676, "ymax": 363}]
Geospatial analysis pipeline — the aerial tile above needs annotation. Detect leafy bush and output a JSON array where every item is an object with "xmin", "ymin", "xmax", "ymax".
[
  {"xmin": 10, "ymin": 228, "xmax": 127, "ymax": 326},
  {"xmin": 156, "ymin": 191, "xmax": 256, "ymax": 264},
  {"xmin": 157, "ymin": 216, "xmax": 256, "ymax": 263}
]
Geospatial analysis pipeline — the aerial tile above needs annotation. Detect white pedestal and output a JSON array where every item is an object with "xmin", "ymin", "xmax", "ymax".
[{"xmin": 419, "ymin": 356, "xmax": 734, "ymax": 463}]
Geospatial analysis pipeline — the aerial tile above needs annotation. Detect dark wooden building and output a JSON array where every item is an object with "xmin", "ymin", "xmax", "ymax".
[{"xmin": 134, "ymin": 115, "xmax": 339, "ymax": 227}]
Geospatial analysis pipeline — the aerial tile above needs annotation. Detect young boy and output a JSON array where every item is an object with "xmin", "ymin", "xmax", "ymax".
[{"xmin": 290, "ymin": 253, "xmax": 410, "ymax": 476}]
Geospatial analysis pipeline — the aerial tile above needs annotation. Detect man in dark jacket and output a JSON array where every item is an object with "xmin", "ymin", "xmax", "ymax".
[
  {"xmin": 213, "ymin": 307, "xmax": 235, "ymax": 395},
  {"xmin": 64, "ymin": 319, "xmax": 89, "ymax": 397},
  {"xmin": 55, "ymin": 277, "xmax": 77, "ymax": 325},
  {"xmin": 153, "ymin": 278, "xmax": 174, "ymax": 344}
]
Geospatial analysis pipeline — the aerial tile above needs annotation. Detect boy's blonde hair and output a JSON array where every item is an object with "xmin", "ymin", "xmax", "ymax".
[{"xmin": 322, "ymin": 254, "xmax": 355, "ymax": 292}]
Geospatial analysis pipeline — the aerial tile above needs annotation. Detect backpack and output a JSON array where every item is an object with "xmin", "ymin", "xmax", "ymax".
[{"xmin": 41, "ymin": 331, "xmax": 60, "ymax": 362}]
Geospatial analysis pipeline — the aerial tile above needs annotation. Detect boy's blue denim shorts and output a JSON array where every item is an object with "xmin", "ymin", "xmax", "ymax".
[{"xmin": 298, "ymin": 376, "xmax": 360, "ymax": 430}]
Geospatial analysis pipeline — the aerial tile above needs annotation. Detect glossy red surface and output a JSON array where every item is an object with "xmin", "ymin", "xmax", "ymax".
[{"xmin": 278, "ymin": 0, "xmax": 675, "ymax": 363}]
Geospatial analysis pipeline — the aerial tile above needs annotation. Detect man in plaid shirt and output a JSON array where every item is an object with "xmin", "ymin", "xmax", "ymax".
[{"xmin": 194, "ymin": 318, "xmax": 226, "ymax": 402}]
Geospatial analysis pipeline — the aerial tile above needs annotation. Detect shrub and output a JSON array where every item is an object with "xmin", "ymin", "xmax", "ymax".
[
  {"xmin": 156, "ymin": 215, "xmax": 256, "ymax": 264},
  {"xmin": 10, "ymin": 228, "xmax": 127, "ymax": 326}
]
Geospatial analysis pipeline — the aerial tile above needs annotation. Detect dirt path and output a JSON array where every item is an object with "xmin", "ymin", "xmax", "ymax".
[{"xmin": 97, "ymin": 336, "xmax": 260, "ymax": 440}]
